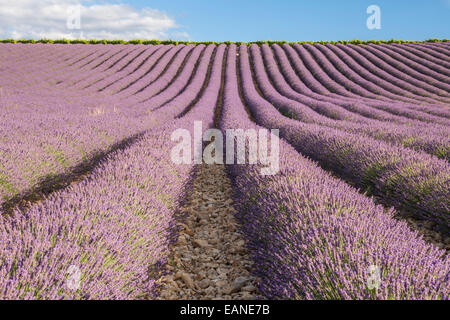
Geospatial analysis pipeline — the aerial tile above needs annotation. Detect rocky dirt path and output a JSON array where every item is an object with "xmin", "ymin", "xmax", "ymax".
[{"xmin": 157, "ymin": 164, "xmax": 260, "ymax": 300}]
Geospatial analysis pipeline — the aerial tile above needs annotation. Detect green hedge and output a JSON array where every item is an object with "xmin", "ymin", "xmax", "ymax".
[{"xmin": 1, "ymin": 38, "xmax": 448, "ymax": 46}]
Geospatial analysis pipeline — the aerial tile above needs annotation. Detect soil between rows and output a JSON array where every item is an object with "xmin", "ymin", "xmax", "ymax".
[{"xmin": 157, "ymin": 164, "xmax": 261, "ymax": 300}]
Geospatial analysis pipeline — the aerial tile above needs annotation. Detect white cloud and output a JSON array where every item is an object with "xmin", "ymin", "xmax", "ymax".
[{"xmin": 0, "ymin": 0, "xmax": 189, "ymax": 40}]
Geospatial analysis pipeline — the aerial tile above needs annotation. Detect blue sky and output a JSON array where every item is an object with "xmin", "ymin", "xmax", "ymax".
[
  {"xmin": 125, "ymin": 0, "xmax": 450, "ymax": 41},
  {"xmin": 0, "ymin": 0, "xmax": 448, "ymax": 41}
]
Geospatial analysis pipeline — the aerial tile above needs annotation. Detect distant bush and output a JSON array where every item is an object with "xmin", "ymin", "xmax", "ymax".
[
  {"xmin": 36, "ymin": 39, "xmax": 53, "ymax": 43},
  {"xmin": 87, "ymin": 39, "xmax": 108, "ymax": 44},
  {"xmin": 69, "ymin": 39, "xmax": 89, "ymax": 44},
  {"xmin": 16, "ymin": 39, "xmax": 36, "ymax": 44},
  {"xmin": 107, "ymin": 40, "xmax": 126, "ymax": 44},
  {"xmin": 53, "ymin": 39, "xmax": 71, "ymax": 44},
  {"xmin": 160, "ymin": 40, "xmax": 177, "ymax": 45}
]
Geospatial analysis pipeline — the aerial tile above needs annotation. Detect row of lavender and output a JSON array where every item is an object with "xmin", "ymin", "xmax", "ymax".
[
  {"xmin": 2, "ymin": 40, "xmax": 449, "ymax": 229},
  {"xmin": 0, "ymin": 44, "xmax": 225, "ymax": 299},
  {"xmin": 272, "ymin": 42, "xmax": 450, "ymax": 123},
  {"xmin": 0, "ymin": 44, "xmax": 151, "ymax": 208},
  {"xmin": 252, "ymin": 44, "xmax": 449, "ymax": 160},
  {"xmin": 0, "ymin": 43, "xmax": 211, "ymax": 211},
  {"xmin": 4, "ymin": 41, "xmax": 447, "ymax": 125},
  {"xmin": 59, "ymin": 40, "xmax": 450, "ymax": 113},
  {"xmin": 67, "ymin": 41, "xmax": 450, "ymax": 109},
  {"xmin": 221, "ymin": 44, "xmax": 449, "ymax": 299},
  {"xmin": 239, "ymin": 44, "xmax": 449, "ymax": 231},
  {"xmin": 0, "ymin": 41, "xmax": 449, "ymax": 299}
]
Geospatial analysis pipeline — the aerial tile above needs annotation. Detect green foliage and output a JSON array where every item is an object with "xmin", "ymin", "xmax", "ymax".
[
  {"xmin": 36, "ymin": 39, "xmax": 53, "ymax": 43},
  {"xmin": 197, "ymin": 41, "xmax": 216, "ymax": 45},
  {"xmin": 160, "ymin": 40, "xmax": 177, "ymax": 45},
  {"xmin": 254, "ymin": 40, "xmax": 268, "ymax": 46},
  {"xmin": 107, "ymin": 40, "xmax": 126, "ymax": 44},
  {"xmin": 53, "ymin": 38, "xmax": 71, "ymax": 44},
  {"xmin": 70, "ymin": 39, "xmax": 89, "ymax": 44},
  {"xmin": 17, "ymin": 39, "xmax": 36, "ymax": 44},
  {"xmin": 88, "ymin": 39, "xmax": 108, "ymax": 44},
  {"xmin": 1, "ymin": 38, "xmax": 448, "ymax": 46},
  {"xmin": 141, "ymin": 40, "xmax": 160, "ymax": 45}
]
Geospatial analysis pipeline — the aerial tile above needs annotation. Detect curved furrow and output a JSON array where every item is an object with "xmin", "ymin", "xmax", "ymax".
[
  {"xmin": 251, "ymin": 45, "xmax": 450, "ymax": 160},
  {"xmin": 316, "ymin": 43, "xmax": 450, "ymax": 107},
  {"xmin": 354, "ymin": 101, "xmax": 450, "ymax": 126},
  {"xmin": 64, "ymin": 46, "xmax": 98, "ymax": 62},
  {"xmin": 289, "ymin": 44, "xmax": 450, "ymax": 125},
  {"xmin": 152, "ymin": 43, "xmax": 226, "ymax": 126},
  {"xmin": 119, "ymin": 45, "xmax": 196, "ymax": 103},
  {"xmin": 292, "ymin": 43, "xmax": 365, "ymax": 98},
  {"xmin": 304, "ymin": 43, "xmax": 444, "ymax": 106},
  {"xmin": 422, "ymin": 42, "xmax": 450, "ymax": 55},
  {"xmin": 66, "ymin": 45, "xmax": 112, "ymax": 69},
  {"xmin": 115, "ymin": 45, "xmax": 182, "ymax": 95},
  {"xmin": 77, "ymin": 47, "xmax": 143, "ymax": 90},
  {"xmin": 350, "ymin": 44, "xmax": 450, "ymax": 95},
  {"xmin": 328, "ymin": 44, "xmax": 450, "ymax": 101},
  {"xmin": 290, "ymin": 43, "xmax": 420, "ymax": 110},
  {"xmin": 431, "ymin": 42, "xmax": 450, "ymax": 48},
  {"xmin": 276, "ymin": 44, "xmax": 331, "ymax": 95},
  {"xmin": 259, "ymin": 46, "xmax": 371, "ymax": 122},
  {"xmin": 422, "ymin": 41, "xmax": 450, "ymax": 51},
  {"xmin": 139, "ymin": 45, "xmax": 206, "ymax": 105},
  {"xmin": 335, "ymin": 44, "xmax": 450, "ymax": 118},
  {"xmin": 275, "ymin": 44, "xmax": 449, "ymax": 125},
  {"xmin": 80, "ymin": 47, "xmax": 148, "ymax": 90},
  {"xmin": 99, "ymin": 45, "xmax": 170, "ymax": 94},
  {"xmin": 57, "ymin": 46, "xmax": 127, "ymax": 88},
  {"xmin": 380, "ymin": 43, "xmax": 450, "ymax": 78},
  {"xmin": 91, "ymin": 46, "xmax": 159, "ymax": 92},
  {"xmin": 152, "ymin": 43, "xmax": 224, "ymax": 121},
  {"xmin": 364, "ymin": 44, "xmax": 450, "ymax": 85},
  {"xmin": 302, "ymin": 43, "xmax": 408, "ymax": 103},
  {"xmin": 239, "ymin": 44, "xmax": 450, "ymax": 231},
  {"xmin": 65, "ymin": 47, "xmax": 138, "ymax": 90},
  {"xmin": 64, "ymin": 46, "xmax": 98, "ymax": 64},
  {"xmin": 277, "ymin": 44, "xmax": 404, "ymax": 122},
  {"xmin": 51, "ymin": 45, "xmax": 117, "ymax": 87},
  {"xmin": 141, "ymin": 44, "xmax": 215, "ymax": 112},
  {"xmin": 401, "ymin": 43, "xmax": 450, "ymax": 68},
  {"xmin": 221, "ymin": 43, "xmax": 449, "ymax": 300}
]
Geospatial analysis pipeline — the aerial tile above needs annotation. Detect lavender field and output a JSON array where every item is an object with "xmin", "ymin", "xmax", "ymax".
[{"xmin": 0, "ymin": 41, "xmax": 449, "ymax": 300}]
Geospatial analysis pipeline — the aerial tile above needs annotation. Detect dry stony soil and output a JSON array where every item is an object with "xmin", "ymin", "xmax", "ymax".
[
  {"xmin": 155, "ymin": 164, "xmax": 449, "ymax": 300},
  {"xmin": 157, "ymin": 164, "xmax": 261, "ymax": 300}
]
